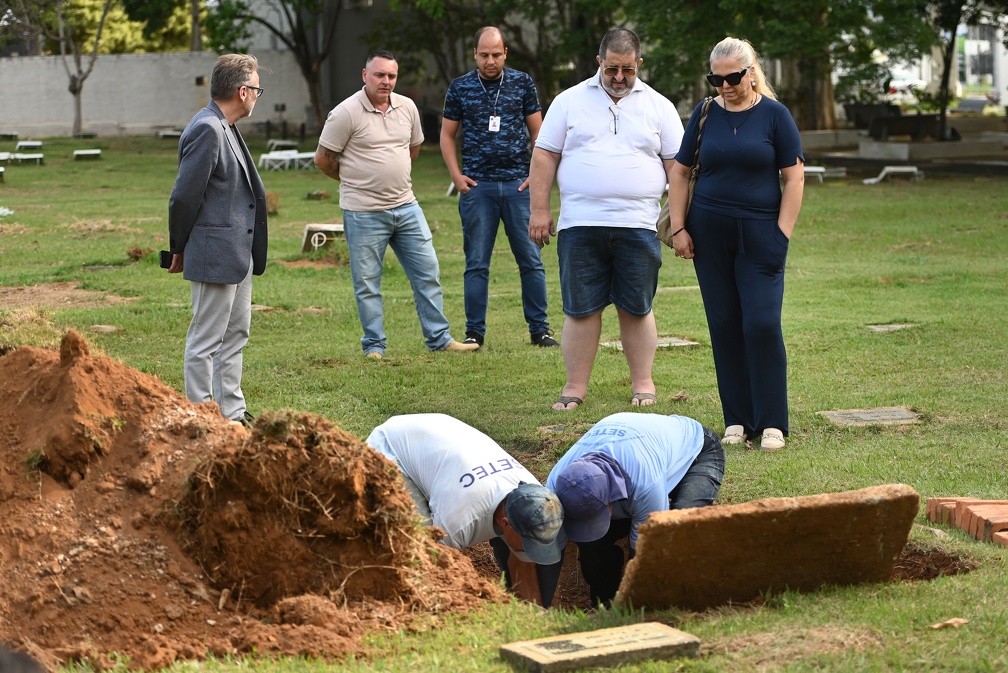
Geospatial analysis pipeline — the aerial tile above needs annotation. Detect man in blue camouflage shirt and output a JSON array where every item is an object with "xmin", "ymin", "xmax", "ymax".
[{"xmin": 440, "ymin": 26, "xmax": 558, "ymax": 349}]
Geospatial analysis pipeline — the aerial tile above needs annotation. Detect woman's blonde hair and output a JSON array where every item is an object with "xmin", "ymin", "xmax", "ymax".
[{"xmin": 710, "ymin": 37, "xmax": 777, "ymax": 101}]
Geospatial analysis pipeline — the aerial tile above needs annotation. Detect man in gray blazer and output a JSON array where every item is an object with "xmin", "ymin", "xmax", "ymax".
[{"xmin": 167, "ymin": 53, "xmax": 268, "ymax": 425}]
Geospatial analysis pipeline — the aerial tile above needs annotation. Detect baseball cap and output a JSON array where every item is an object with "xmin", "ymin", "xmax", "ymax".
[
  {"xmin": 504, "ymin": 483, "xmax": 565, "ymax": 565},
  {"xmin": 553, "ymin": 461, "xmax": 612, "ymax": 542}
]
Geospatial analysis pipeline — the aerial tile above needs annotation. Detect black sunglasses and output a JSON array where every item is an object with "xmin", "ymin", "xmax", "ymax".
[{"xmin": 706, "ymin": 68, "xmax": 748, "ymax": 87}]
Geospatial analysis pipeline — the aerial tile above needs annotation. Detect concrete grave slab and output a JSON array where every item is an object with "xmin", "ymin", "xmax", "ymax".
[
  {"xmin": 818, "ymin": 407, "xmax": 920, "ymax": 427},
  {"xmin": 301, "ymin": 223, "xmax": 344, "ymax": 252},
  {"xmin": 862, "ymin": 320, "xmax": 919, "ymax": 330},
  {"xmin": 618, "ymin": 484, "xmax": 919, "ymax": 612},
  {"xmin": 500, "ymin": 622, "xmax": 699, "ymax": 673}
]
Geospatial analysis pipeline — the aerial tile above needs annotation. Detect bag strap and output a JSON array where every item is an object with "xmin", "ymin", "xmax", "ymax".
[{"xmin": 690, "ymin": 97, "xmax": 713, "ymax": 177}]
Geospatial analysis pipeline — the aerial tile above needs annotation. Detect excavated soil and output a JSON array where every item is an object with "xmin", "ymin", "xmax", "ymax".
[
  {"xmin": 0, "ymin": 324, "xmax": 977, "ymax": 671},
  {"xmin": 0, "ymin": 331, "xmax": 504, "ymax": 671}
]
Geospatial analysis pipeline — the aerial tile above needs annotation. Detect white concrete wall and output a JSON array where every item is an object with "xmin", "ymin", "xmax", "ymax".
[{"xmin": 0, "ymin": 50, "xmax": 312, "ymax": 137}]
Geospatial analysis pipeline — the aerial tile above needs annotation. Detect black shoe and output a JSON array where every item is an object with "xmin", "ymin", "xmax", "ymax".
[
  {"xmin": 239, "ymin": 411, "xmax": 255, "ymax": 428},
  {"xmin": 463, "ymin": 331, "xmax": 484, "ymax": 347},
  {"xmin": 531, "ymin": 331, "xmax": 559, "ymax": 348}
]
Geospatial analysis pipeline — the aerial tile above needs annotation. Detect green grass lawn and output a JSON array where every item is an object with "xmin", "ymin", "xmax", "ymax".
[{"xmin": 1, "ymin": 135, "xmax": 1007, "ymax": 672}]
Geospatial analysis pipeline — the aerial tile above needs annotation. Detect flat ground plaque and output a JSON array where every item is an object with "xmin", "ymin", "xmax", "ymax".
[
  {"xmin": 300, "ymin": 223, "xmax": 344, "ymax": 252},
  {"xmin": 819, "ymin": 406, "xmax": 920, "ymax": 426},
  {"xmin": 601, "ymin": 337, "xmax": 699, "ymax": 351},
  {"xmin": 500, "ymin": 622, "xmax": 699, "ymax": 673},
  {"xmin": 866, "ymin": 323, "xmax": 917, "ymax": 332}
]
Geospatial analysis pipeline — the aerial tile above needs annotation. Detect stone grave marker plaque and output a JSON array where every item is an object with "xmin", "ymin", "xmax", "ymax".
[
  {"xmin": 500, "ymin": 622, "xmax": 699, "ymax": 673},
  {"xmin": 866, "ymin": 323, "xmax": 917, "ymax": 333},
  {"xmin": 602, "ymin": 336, "xmax": 699, "ymax": 351},
  {"xmin": 819, "ymin": 407, "xmax": 920, "ymax": 426}
]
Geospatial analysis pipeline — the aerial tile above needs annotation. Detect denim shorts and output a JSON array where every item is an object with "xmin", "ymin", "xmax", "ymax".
[{"xmin": 557, "ymin": 226, "xmax": 663, "ymax": 318}]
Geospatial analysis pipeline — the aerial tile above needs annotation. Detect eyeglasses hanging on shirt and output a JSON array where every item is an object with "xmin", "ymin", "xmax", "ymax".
[
  {"xmin": 479, "ymin": 70, "xmax": 505, "ymax": 132},
  {"xmin": 609, "ymin": 104, "xmax": 620, "ymax": 135}
]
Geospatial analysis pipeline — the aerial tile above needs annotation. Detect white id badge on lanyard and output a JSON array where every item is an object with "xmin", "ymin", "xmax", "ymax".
[{"xmin": 488, "ymin": 116, "xmax": 501, "ymax": 132}]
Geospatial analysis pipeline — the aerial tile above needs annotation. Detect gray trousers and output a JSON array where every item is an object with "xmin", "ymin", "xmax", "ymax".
[{"xmin": 184, "ymin": 262, "xmax": 253, "ymax": 420}]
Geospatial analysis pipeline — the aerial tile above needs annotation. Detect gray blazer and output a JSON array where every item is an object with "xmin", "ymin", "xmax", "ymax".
[{"xmin": 168, "ymin": 101, "xmax": 268, "ymax": 284}]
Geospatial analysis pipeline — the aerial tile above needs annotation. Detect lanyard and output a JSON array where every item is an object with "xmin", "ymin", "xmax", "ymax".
[{"xmin": 478, "ymin": 69, "xmax": 505, "ymax": 116}]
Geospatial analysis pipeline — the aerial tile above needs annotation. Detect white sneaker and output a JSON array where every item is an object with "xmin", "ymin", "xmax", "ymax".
[
  {"xmin": 761, "ymin": 428, "xmax": 785, "ymax": 451},
  {"xmin": 722, "ymin": 425, "xmax": 747, "ymax": 445}
]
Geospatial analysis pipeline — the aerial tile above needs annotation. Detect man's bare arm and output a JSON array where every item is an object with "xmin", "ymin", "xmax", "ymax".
[{"xmin": 314, "ymin": 145, "xmax": 341, "ymax": 181}]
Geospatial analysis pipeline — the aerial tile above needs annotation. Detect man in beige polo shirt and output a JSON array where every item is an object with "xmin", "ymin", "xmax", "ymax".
[{"xmin": 315, "ymin": 49, "xmax": 477, "ymax": 359}]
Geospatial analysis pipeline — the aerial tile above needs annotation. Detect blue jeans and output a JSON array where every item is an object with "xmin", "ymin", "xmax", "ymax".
[
  {"xmin": 458, "ymin": 179, "xmax": 549, "ymax": 336},
  {"xmin": 342, "ymin": 202, "xmax": 453, "ymax": 354}
]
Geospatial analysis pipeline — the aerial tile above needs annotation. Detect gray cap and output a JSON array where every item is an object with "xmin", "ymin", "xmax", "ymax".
[{"xmin": 504, "ymin": 483, "xmax": 565, "ymax": 564}]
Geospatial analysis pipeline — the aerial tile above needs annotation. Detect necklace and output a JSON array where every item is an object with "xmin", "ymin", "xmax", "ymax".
[{"xmin": 723, "ymin": 94, "xmax": 758, "ymax": 135}]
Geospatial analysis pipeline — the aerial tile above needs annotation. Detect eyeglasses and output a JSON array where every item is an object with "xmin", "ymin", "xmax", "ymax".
[
  {"xmin": 244, "ymin": 84, "xmax": 264, "ymax": 97},
  {"xmin": 706, "ymin": 68, "xmax": 748, "ymax": 87},
  {"xmin": 602, "ymin": 65, "xmax": 637, "ymax": 78},
  {"xmin": 609, "ymin": 104, "xmax": 619, "ymax": 135}
]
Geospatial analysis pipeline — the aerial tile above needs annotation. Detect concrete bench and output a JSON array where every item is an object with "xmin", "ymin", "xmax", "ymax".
[
  {"xmin": 293, "ymin": 151, "xmax": 316, "ymax": 170},
  {"xmin": 0, "ymin": 152, "xmax": 11, "ymax": 163},
  {"xmin": 0, "ymin": 132, "xmax": 17, "ymax": 141},
  {"xmin": 266, "ymin": 139, "xmax": 299, "ymax": 152},
  {"xmin": 257, "ymin": 150, "xmax": 298, "ymax": 171},
  {"xmin": 13, "ymin": 153, "xmax": 44, "ymax": 165},
  {"xmin": 300, "ymin": 223, "xmax": 344, "ymax": 252},
  {"xmin": 15, "ymin": 140, "xmax": 42, "ymax": 151},
  {"xmin": 157, "ymin": 129, "xmax": 182, "ymax": 139},
  {"xmin": 804, "ymin": 166, "xmax": 826, "ymax": 183},
  {"xmin": 863, "ymin": 166, "xmax": 923, "ymax": 185},
  {"xmin": 73, "ymin": 149, "xmax": 102, "ymax": 160},
  {"xmin": 0, "ymin": 166, "xmax": 4, "ymax": 182}
]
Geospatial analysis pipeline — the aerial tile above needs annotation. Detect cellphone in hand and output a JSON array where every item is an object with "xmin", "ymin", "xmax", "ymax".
[{"xmin": 159, "ymin": 250, "xmax": 172, "ymax": 269}]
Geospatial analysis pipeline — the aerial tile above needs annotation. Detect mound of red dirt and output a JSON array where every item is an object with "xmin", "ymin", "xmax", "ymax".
[{"xmin": 0, "ymin": 331, "xmax": 504, "ymax": 671}]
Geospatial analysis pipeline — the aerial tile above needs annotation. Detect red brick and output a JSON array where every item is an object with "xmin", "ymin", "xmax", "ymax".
[
  {"xmin": 936, "ymin": 502, "xmax": 957, "ymax": 526},
  {"xmin": 961, "ymin": 504, "xmax": 1008, "ymax": 537},
  {"xmin": 954, "ymin": 500, "xmax": 1008, "ymax": 530},
  {"xmin": 926, "ymin": 497, "xmax": 960, "ymax": 524},
  {"xmin": 993, "ymin": 531, "xmax": 1008, "ymax": 548},
  {"xmin": 980, "ymin": 515, "xmax": 1008, "ymax": 542}
]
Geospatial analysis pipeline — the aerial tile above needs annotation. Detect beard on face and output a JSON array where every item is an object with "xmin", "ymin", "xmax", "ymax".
[{"xmin": 601, "ymin": 77, "xmax": 632, "ymax": 99}]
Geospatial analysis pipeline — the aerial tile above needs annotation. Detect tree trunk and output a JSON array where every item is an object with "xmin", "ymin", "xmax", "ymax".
[
  {"xmin": 190, "ymin": 0, "xmax": 202, "ymax": 52},
  {"xmin": 73, "ymin": 92, "xmax": 83, "ymax": 137}
]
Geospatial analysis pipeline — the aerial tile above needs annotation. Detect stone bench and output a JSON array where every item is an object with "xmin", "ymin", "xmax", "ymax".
[
  {"xmin": 804, "ymin": 165, "xmax": 826, "ymax": 183},
  {"xmin": 266, "ymin": 139, "xmax": 299, "ymax": 152},
  {"xmin": 0, "ymin": 166, "xmax": 4, "ymax": 182},
  {"xmin": 13, "ymin": 153, "xmax": 44, "ymax": 165},
  {"xmin": 157, "ymin": 129, "xmax": 182, "ymax": 139},
  {"xmin": 73, "ymin": 149, "xmax": 102, "ymax": 160},
  {"xmin": 258, "ymin": 150, "xmax": 298, "ymax": 171},
  {"xmin": 15, "ymin": 140, "xmax": 42, "ymax": 151},
  {"xmin": 863, "ymin": 165, "xmax": 923, "ymax": 185}
]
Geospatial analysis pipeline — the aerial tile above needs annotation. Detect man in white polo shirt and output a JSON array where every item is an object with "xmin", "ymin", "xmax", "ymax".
[
  {"xmin": 365, "ymin": 413, "xmax": 566, "ymax": 608},
  {"xmin": 315, "ymin": 50, "xmax": 477, "ymax": 359},
  {"xmin": 528, "ymin": 28, "xmax": 684, "ymax": 411}
]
